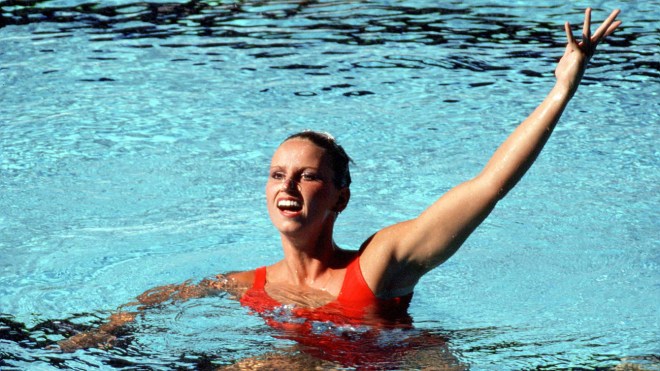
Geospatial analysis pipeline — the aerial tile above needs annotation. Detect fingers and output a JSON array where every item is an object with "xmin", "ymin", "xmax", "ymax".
[
  {"xmin": 564, "ymin": 21, "xmax": 576, "ymax": 46},
  {"xmin": 604, "ymin": 20, "xmax": 622, "ymax": 37},
  {"xmin": 566, "ymin": 8, "xmax": 621, "ymax": 53},
  {"xmin": 565, "ymin": 9, "xmax": 621, "ymax": 47},
  {"xmin": 582, "ymin": 7, "xmax": 592, "ymax": 49},
  {"xmin": 592, "ymin": 9, "xmax": 621, "ymax": 41}
]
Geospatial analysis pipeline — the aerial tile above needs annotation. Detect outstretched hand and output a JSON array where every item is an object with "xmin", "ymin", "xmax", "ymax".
[{"xmin": 554, "ymin": 8, "xmax": 621, "ymax": 96}]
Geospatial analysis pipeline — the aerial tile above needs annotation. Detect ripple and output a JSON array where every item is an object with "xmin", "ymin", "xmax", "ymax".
[
  {"xmin": 1, "ymin": 0, "xmax": 653, "ymax": 81},
  {"xmin": 1, "ymin": 0, "xmax": 657, "ymax": 369}
]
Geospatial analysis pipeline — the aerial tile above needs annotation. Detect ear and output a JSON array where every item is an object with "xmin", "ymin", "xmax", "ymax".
[{"xmin": 334, "ymin": 188, "xmax": 350, "ymax": 213}]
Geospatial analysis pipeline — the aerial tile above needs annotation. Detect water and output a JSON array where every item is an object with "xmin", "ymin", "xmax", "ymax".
[{"xmin": 1, "ymin": 0, "xmax": 659, "ymax": 369}]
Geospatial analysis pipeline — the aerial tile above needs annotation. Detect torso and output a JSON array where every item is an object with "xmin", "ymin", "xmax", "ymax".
[
  {"xmin": 236, "ymin": 253, "xmax": 413, "ymax": 323},
  {"xmin": 226, "ymin": 249, "xmax": 358, "ymax": 307},
  {"xmin": 227, "ymin": 252, "xmax": 416, "ymax": 367}
]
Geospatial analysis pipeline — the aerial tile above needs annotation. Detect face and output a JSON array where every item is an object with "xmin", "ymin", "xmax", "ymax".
[{"xmin": 266, "ymin": 139, "xmax": 346, "ymax": 236}]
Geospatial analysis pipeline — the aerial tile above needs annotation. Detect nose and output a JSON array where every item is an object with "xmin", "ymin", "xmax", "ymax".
[{"xmin": 280, "ymin": 177, "xmax": 297, "ymax": 191}]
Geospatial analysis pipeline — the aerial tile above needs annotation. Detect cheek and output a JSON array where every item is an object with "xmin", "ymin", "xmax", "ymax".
[
  {"xmin": 265, "ymin": 184, "xmax": 277, "ymax": 209},
  {"xmin": 265, "ymin": 181, "xmax": 277, "ymax": 197},
  {"xmin": 265, "ymin": 186, "xmax": 279, "ymax": 217},
  {"xmin": 306, "ymin": 186, "xmax": 337, "ymax": 207}
]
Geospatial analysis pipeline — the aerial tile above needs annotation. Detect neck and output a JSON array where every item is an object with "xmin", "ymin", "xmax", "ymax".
[{"xmin": 278, "ymin": 223, "xmax": 339, "ymax": 286}]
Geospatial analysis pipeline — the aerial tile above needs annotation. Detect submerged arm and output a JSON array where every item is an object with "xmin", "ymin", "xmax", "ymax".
[
  {"xmin": 360, "ymin": 8, "xmax": 621, "ymax": 296},
  {"xmin": 57, "ymin": 275, "xmax": 240, "ymax": 352}
]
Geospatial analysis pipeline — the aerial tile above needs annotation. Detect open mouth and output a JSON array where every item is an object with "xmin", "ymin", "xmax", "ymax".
[{"xmin": 277, "ymin": 199, "xmax": 302, "ymax": 212}]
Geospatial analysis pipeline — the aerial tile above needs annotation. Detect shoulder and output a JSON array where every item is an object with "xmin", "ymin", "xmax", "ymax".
[
  {"xmin": 214, "ymin": 270, "xmax": 256, "ymax": 297},
  {"xmin": 358, "ymin": 220, "xmax": 414, "ymax": 265},
  {"xmin": 356, "ymin": 220, "xmax": 419, "ymax": 297},
  {"xmin": 223, "ymin": 270, "xmax": 256, "ymax": 288}
]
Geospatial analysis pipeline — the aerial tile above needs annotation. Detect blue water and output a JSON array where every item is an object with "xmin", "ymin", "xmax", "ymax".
[{"xmin": 1, "ymin": 0, "xmax": 659, "ymax": 369}]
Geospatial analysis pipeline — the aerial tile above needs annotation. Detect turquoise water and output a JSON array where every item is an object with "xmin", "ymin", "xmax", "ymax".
[{"xmin": 1, "ymin": 0, "xmax": 659, "ymax": 369}]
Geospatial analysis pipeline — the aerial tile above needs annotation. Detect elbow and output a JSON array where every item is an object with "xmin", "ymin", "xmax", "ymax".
[
  {"xmin": 494, "ymin": 183, "xmax": 512, "ymax": 201},
  {"xmin": 472, "ymin": 173, "xmax": 508, "ymax": 204}
]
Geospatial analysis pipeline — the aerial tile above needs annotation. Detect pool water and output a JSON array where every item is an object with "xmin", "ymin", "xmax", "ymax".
[{"xmin": 1, "ymin": 0, "xmax": 658, "ymax": 369}]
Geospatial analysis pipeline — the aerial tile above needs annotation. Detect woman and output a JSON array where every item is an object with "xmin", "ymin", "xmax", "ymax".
[
  {"xmin": 58, "ymin": 8, "xmax": 621, "ymax": 357},
  {"xmin": 232, "ymin": 8, "xmax": 622, "ymax": 317}
]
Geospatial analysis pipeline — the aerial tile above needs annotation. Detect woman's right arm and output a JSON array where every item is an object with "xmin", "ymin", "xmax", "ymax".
[{"xmin": 57, "ymin": 273, "xmax": 249, "ymax": 352}]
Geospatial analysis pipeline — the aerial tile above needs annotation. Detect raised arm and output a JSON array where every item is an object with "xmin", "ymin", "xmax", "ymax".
[{"xmin": 360, "ymin": 8, "xmax": 622, "ymax": 297}]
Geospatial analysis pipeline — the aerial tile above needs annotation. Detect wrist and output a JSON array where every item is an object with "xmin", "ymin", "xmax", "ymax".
[{"xmin": 550, "ymin": 82, "xmax": 574, "ymax": 102}]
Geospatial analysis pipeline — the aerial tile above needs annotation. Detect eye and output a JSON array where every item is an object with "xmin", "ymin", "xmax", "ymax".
[
  {"xmin": 270, "ymin": 171, "xmax": 285, "ymax": 180},
  {"xmin": 301, "ymin": 172, "xmax": 320, "ymax": 181}
]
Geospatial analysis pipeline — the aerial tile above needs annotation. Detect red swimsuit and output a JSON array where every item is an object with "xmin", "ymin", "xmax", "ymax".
[
  {"xmin": 238, "ymin": 255, "xmax": 418, "ymax": 367},
  {"xmin": 239, "ymin": 254, "xmax": 413, "ymax": 322}
]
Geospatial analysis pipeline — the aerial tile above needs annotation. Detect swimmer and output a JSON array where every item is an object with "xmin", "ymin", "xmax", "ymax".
[
  {"xmin": 232, "ymin": 7, "xmax": 623, "ymax": 313},
  {"xmin": 58, "ymin": 7, "xmax": 621, "ymax": 363}
]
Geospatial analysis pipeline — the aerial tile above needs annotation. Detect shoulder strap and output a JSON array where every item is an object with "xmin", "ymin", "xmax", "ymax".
[
  {"xmin": 252, "ymin": 266, "xmax": 267, "ymax": 290},
  {"xmin": 337, "ymin": 256, "xmax": 377, "ymax": 302}
]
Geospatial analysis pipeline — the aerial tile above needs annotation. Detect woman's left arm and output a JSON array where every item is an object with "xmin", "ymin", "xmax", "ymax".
[{"xmin": 360, "ymin": 8, "xmax": 621, "ymax": 297}]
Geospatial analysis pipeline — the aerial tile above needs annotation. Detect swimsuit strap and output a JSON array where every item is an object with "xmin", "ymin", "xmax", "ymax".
[
  {"xmin": 240, "ymin": 266, "xmax": 281, "ymax": 311},
  {"xmin": 252, "ymin": 266, "xmax": 267, "ymax": 290},
  {"xmin": 337, "ymin": 255, "xmax": 377, "ymax": 303}
]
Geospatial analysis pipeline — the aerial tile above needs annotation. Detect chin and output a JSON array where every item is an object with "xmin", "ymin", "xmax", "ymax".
[{"xmin": 271, "ymin": 218, "xmax": 304, "ymax": 234}]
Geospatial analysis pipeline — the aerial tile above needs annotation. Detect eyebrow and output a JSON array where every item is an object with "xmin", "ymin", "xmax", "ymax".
[{"xmin": 269, "ymin": 166, "xmax": 321, "ymax": 171}]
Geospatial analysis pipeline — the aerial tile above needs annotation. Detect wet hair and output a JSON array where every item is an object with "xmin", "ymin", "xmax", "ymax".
[{"xmin": 284, "ymin": 130, "xmax": 352, "ymax": 189}]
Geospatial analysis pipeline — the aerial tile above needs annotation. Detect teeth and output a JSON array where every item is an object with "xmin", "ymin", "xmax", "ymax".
[{"xmin": 277, "ymin": 200, "xmax": 301, "ymax": 208}]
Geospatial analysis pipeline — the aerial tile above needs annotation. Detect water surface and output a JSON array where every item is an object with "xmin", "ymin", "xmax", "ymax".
[{"xmin": 1, "ymin": 0, "xmax": 659, "ymax": 369}]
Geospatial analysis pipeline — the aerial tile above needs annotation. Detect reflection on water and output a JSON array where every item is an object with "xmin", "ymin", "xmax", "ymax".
[
  {"xmin": 1, "ymin": 0, "xmax": 657, "ymax": 81},
  {"xmin": 0, "ymin": 300, "xmax": 464, "ymax": 370}
]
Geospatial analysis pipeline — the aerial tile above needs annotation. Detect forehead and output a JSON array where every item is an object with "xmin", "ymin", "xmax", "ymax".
[{"xmin": 271, "ymin": 139, "xmax": 329, "ymax": 168}]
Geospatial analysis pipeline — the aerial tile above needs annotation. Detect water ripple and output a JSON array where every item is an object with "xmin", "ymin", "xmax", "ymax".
[{"xmin": 1, "ymin": 0, "xmax": 656, "ymax": 80}]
